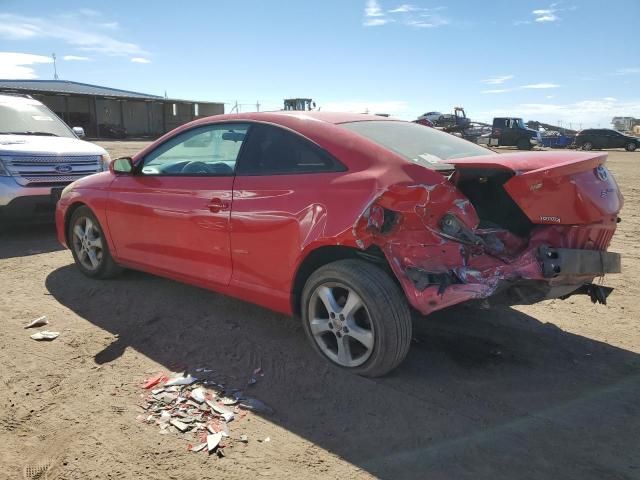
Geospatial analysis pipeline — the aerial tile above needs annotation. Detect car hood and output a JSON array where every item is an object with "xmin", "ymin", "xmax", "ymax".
[{"xmin": 0, "ymin": 134, "xmax": 106, "ymax": 156}]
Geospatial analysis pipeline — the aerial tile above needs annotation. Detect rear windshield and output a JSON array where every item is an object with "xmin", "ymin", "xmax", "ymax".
[
  {"xmin": 341, "ymin": 120, "xmax": 493, "ymax": 169},
  {"xmin": 0, "ymin": 100, "xmax": 75, "ymax": 138}
]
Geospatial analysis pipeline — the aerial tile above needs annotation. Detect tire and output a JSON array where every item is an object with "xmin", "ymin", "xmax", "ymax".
[
  {"xmin": 301, "ymin": 259, "xmax": 412, "ymax": 377},
  {"xmin": 582, "ymin": 141, "xmax": 593, "ymax": 151},
  {"xmin": 626, "ymin": 142, "xmax": 637, "ymax": 152},
  {"xmin": 68, "ymin": 206, "xmax": 123, "ymax": 279},
  {"xmin": 517, "ymin": 138, "xmax": 531, "ymax": 150}
]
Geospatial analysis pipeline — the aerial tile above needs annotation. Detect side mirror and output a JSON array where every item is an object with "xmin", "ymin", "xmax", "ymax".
[
  {"xmin": 72, "ymin": 126, "xmax": 85, "ymax": 138},
  {"xmin": 111, "ymin": 157, "xmax": 134, "ymax": 174}
]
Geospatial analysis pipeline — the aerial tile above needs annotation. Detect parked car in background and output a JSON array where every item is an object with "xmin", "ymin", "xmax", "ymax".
[
  {"xmin": 540, "ymin": 130, "xmax": 575, "ymax": 149},
  {"xmin": 417, "ymin": 111, "xmax": 443, "ymax": 123},
  {"xmin": 0, "ymin": 94, "xmax": 110, "ymax": 223},
  {"xmin": 56, "ymin": 112, "xmax": 622, "ymax": 376},
  {"xmin": 574, "ymin": 129, "xmax": 639, "ymax": 151}
]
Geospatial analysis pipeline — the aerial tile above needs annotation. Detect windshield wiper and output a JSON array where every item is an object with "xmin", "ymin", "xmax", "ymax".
[{"xmin": 1, "ymin": 131, "xmax": 59, "ymax": 136}]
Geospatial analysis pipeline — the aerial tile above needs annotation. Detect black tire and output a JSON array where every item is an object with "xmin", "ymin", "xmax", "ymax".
[
  {"xmin": 68, "ymin": 206, "xmax": 123, "ymax": 279},
  {"xmin": 301, "ymin": 259, "xmax": 412, "ymax": 377},
  {"xmin": 516, "ymin": 138, "xmax": 531, "ymax": 150},
  {"xmin": 625, "ymin": 142, "xmax": 637, "ymax": 152},
  {"xmin": 582, "ymin": 141, "xmax": 593, "ymax": 151}
]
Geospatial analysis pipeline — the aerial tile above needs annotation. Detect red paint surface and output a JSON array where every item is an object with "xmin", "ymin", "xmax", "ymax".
[{"xmin": 56, "ymin": 112, "xmax": 622, "ymax": 316}]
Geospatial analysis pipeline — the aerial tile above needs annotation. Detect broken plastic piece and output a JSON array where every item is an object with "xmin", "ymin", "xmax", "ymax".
[
  {"xmin": 170, "ymin": 419, "xmax": 190, "ymax": 432},
  {"xmin": 25, "ymin": 316, "xmax": 48, "ymax": 329},
  {"xmin": 142, "ymin": 373, "xmax": 168, "ymax": 389},
  {"xmin": 164, "ymin": 374, "xmax": 198, "ymax": 387},
  {"xmin": 30, "ymin": 331, "xmax": 59, "ymax": 341},
  {"xmin": 190, "ymin": 442, "xmax": 207, "ymax": 453},
  {"xmin": 190, "ymin": 387, "xmax": 207, "ymax": 403},
  {"xmin": 207, "ymin": 432, "xmax": 223, "ymax": 453},
  {"xmin": 206, "ymin": 400, "xmax": 235, "ymax": 422},
  {"xmin": 238, "ymin": 397, "xmax": 274, "ymax": 414}
]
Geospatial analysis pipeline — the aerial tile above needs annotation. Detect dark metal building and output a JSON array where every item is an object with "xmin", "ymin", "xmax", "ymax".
[{"xmin": 0, "ymin": 79, "xmax": 224, "ymax": 138}]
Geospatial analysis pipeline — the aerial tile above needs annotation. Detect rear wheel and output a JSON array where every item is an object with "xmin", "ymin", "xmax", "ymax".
[
  {"xmin": 582, "ymin": 141, "xmax": 593, "ymax": 151},
  {"xmin": 68, "ymin": 206, "xmax": 122, "ymax": 279},
  {"xmin": 517, "ymin": 138, "xmax": 531, "ymax": 150},
  {"xmin": 301, "ymin": 259, "xmax": 412, "ymax": 377},
  {"xmin": 626, "ymin": 142, "xmax": 637, "ymax": 152}
]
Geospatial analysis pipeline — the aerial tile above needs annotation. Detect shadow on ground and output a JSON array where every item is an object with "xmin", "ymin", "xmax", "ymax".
[
  {"xmin": 41, "ymin": 259, "xmax": 640, "ymax": 480},
  {"xmin": 0, "ymin": 222, "xmax": 62, "ymax": 259}
]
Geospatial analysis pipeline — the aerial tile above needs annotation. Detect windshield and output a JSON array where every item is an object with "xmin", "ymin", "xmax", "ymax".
[
  {"xmin": 341, "ymin": 120, "xmax": 493, "ymax": 168},
  {"xmin": 0, "ymin": 100, "xmax": 75, "ymax": 137}
]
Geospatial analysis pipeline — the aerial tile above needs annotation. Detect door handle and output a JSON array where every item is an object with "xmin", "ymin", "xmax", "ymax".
[{"xmin": 207, "ymin": 198, "xmax": 230, "ymax": 213}]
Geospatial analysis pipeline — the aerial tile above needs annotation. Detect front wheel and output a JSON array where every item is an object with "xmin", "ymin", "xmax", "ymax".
[
  {"xmin": 68, "ymin": 206, "xmax": 123, "ymax": 279},
  {"xmin": 625, "ymin": 142, "xmax": 637, "ymax": 152},
  {"xmin": 582, "ymin": 141, "xmax": 593, "ymax": 151},
  {"xmin": 517, "ymin": 138, "xmax": 531, "ymax": 150},
  {"xmin": 301, "ymin": 259, "xmax": 412, "ymax": 377}
]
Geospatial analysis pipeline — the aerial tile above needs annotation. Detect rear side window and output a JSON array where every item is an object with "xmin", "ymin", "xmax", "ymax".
[{"xmin": 236, "ymin": 124, "xmax": 345, "ymax": 175}]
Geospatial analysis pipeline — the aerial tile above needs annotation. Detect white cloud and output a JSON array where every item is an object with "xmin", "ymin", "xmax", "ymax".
[
  {"xmin": 0, "ymin": 13, "xmax": 146, "ymax": 56},
  {"xmin": 389, "ymin": 4, "xmax": 418, "ymax": 13},
  {"xmin": 364, "ymin": 0, "xmax": 391, "ymax": 26},
  {"xmin": 613, "ymin": 67, "xmax": 640, "ymax": 76},
  {"xmin": 521, "ymin": 83, "xmax": 560, "ymax": 89},
  {"xmin": 482, "ymin": 89, "xmax": 510, "ymax": 94},
  {"xmin": 482, "ymin": 75, "xmax": 514, "ymax": 85},
  {"xmin": 364, "ymin": 1, "xmax": 450, "ymax": 28},
  {"xmin": 514, "ymin": 4, "xmax": 567, "ymax": 25},
  {"xmin": 0, "ymin": 52, "xmax": 52, "ymax": 79},
  {"xmin": 99, "ymin": 22, "xmax": 119, "ymax": 30},
  {"xmin": 130, "ymin": 57, "xmax": 151, "ymax": 64},
  {"xmin": 532, "ymin": 8, "xmax": 558, "ymax": 22},
  {"xmin": 323, "ymin": 100, "xmax": 409, "ymax": 115},
  {"xmin": 63, "ymin": 55, "xmax": 90, "ymax": 61}
]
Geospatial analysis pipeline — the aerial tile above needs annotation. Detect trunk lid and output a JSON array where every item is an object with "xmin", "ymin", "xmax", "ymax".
[{"xmin": 448, "ymin": 151, "xmax": 623, "ymax": 226}]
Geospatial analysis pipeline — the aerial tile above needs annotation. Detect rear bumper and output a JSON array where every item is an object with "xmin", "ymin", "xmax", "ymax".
[
  {"xmin": 539, "ymin": 246, "xmax": 621, "ymax": 278},
  {"xmin": 397, "ymin": 243, "xmax": 621, "ymax": 316}
]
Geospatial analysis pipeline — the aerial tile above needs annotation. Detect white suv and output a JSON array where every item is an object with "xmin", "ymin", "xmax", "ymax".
[{"xmin": 0, "ymin": 94, "xmax": 110, "ymax": 222}]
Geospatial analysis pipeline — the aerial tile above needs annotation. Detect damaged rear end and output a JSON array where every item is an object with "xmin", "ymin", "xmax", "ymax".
[{"xmin": 353, "ymin": 151, "xmax": 623, "ymax": 316}]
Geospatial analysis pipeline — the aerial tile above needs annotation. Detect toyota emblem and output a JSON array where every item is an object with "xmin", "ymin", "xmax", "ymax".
[{"xmin": 595, "ymin": 165, "xmax": 608, "ymax": 181}]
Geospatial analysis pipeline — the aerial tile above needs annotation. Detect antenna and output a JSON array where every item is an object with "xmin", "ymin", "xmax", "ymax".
[{"xmin": 52, "ymin": 53, "xmax": 59, "ymax": 80}]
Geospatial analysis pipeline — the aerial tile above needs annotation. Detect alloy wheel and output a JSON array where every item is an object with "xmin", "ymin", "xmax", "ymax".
[
  {"xmin": 307, "ymin": 282, "xmax": 375, "ymax": 367},
  {"xmin": 72, "ymin": 216, "xmax": 104, "ymax": 271}
]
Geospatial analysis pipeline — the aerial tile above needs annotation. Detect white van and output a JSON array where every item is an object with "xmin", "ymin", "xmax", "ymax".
[{"xmin": 0, "ymin": 94, "xmax": 110, "ymax": 222}]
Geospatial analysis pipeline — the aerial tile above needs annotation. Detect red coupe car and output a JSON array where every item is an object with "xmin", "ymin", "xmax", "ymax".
[{"xmin": 55, "ymin": 112, "xmax": 622, "ymax": 376}]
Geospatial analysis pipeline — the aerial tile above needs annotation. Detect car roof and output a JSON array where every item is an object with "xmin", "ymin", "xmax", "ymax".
[
  {"xmin": 0, "ymin": 93, "xmax": 43, "ymax": 106},
  {"xmin": 194, "ymin": 110, "xmax": 399, "ymax": 125}
]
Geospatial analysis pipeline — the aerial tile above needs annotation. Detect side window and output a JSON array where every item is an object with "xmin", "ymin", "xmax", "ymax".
[
  {"xmin": 141, "ymin": 123, "xmax": 249, "ymax": 176},
  {"xmin": 236, "ymin": 124, "xmax": 345, "ymax": 175}
]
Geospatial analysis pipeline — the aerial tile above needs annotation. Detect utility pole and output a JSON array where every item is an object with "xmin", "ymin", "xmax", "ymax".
[
  {"xmin": 256, "ymin": 100, "xmax": 260, "ymax": 112},
  {"xmin": 52, "ymin": 53, "xmax": 59, "ymax": 80}
]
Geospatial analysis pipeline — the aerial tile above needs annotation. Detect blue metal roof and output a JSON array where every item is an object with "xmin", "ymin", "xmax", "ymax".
[{"xmin": 0, "ymin": 79, "xmax": 164, "ymax": 100}]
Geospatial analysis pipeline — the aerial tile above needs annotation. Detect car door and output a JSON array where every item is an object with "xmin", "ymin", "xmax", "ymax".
[
  {"xmin": 106, "ymin": 123, "xmax": 249, "ymax": 285},
  {"xmin": 610, "ymin": 131, "xmax": 626, "ymax": 148},
  {"xmin": 229, "ymin": 123, "xmax": 347, "ymax": 303},
  {"xmin": 592, "ymin": 130, "xmax": 607, "ymax": 149}
]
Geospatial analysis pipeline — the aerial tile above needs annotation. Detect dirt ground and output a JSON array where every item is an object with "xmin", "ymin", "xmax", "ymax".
[{"xmin": 1, "ymin": 143, "xmax": 639, "ymax": 480}]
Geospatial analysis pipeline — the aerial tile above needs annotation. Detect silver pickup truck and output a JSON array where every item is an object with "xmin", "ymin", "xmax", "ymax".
[{"xmin": 0, "ymin": 94, "xmax": 110, "ymax": 222}]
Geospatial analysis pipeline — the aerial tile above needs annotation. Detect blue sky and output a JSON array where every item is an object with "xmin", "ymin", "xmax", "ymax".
[{"xmin": 0, "ymin": 0, "xmax": 638, "ymax": 127}]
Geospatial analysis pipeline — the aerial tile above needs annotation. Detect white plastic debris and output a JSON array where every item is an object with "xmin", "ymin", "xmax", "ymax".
[
  {"xmin": 238, "ymin": 397, "xmax": 274, "ymax": 414},
  {"xmin": 30, "ymin": 331, "xmax": 60, "ymax": 341},
  {"xmin": 190, "ymin": 387, "xmax": 207, "ymax": 404},
  {"xmin": 206, "ymin": 400, "xmax": 235, "ymax": 422},
  {"xmin": 164, "ymin": 374, "xmax": 198, "ymax": 387},
  {"xmin": 170, "ymin": 419, "xmax": 190, "ymax": 432},
  {"xmin": 207, "ymin": 432, "xmax": 223, "ymax": 453},
  {"xmin": 191, "ymin": 442, "xmax": 207, "ymax": 452},
  {"xmin": 25, "ymin": 316, "xmax": 49, "ymax": 329}
]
